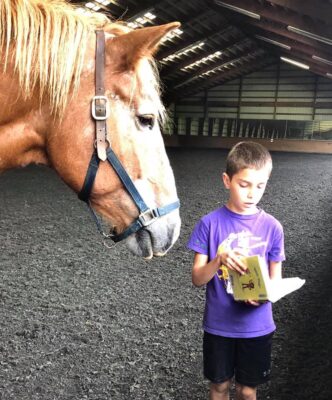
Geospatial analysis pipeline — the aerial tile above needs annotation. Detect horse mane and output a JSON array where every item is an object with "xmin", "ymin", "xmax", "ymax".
[{"xmin": 0, "ymin": 0, "xmax": 136, "ymax": 116}]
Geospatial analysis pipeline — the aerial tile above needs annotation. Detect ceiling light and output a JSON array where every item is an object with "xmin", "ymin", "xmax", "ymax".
[
  {"xmin": 76, "ymin": 7, "xmax": 91, "ymax": 15},
  {"xmin": 161, "ymin": 27, "xmax": 184, "ymax": 44},
  {"xmin": 173, "ymin": 28, "xmax": 183, "ymax": 36},
  {"xmin": 144, "ymin": 12, "xmax": 156, "ymax": 20},
  {"xmin": 136, "ymin": 17, "xmax": 146, "ymax": 24},
  {"xmin": 85, "ymin": 2, "xmax": 100, "ymax": 11},
  {"xmin": 197, "ymin": 57, "xmax": 241, "ymax": 78},
  {"xmin": 127, "ymin": 21, "xmax": 138, "ymax": 29},
  {"xmin": 312, "ymin": 55, "xmax": 332, "ymax": 66},
  {"xmin": 214, "ymin": 1, "xmax": 260, "ymax": 19},
  {"xmin": 181, "ymin": 51, "xmax": 222, "ymax": 72},
  {"xmin": 255, "ymin": 35, "xmax": 291, "ymax": 50},
  {"xmin": 280, "ymin": 56, "xmax": 309, "ymax": 70},
  {"xmin": 174, "ymin": 57, "xmax": 243, "ymax": 89},
  {"xmin": 127, "ymin": 10, "xmax": 157, "ymax": 28},
  {"xmin": 95, "ymin": 0, "xmax": 111, "ymax": 5},
  {"xmin": 287, "ymin": 26, "xmax": 332, "ymax": 46},
  {"xmin": 162, "ymin": 42, "xmax": 205, "ymax": 64}
]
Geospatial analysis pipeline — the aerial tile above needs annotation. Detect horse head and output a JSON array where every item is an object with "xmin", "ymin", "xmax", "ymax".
[
  {"xmin": 0, "ymin": 1, "xmax": 181, "ymax": 259},
  {"xmin": 48, "ymin": 23, "xmax": 181, "ymax": 259}
]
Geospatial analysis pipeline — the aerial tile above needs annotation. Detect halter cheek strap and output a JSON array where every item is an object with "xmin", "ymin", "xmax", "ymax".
[
  {"xmin": 78, "ymin": 30, "xmax": 180, "ymax": 243},
  {"xmin": 93, "ymin": 30, "xmax": 109, "ymax": 161},
  {"xmin": 78, "ymin": 147, "xmax": 180, "ymax": 242}
]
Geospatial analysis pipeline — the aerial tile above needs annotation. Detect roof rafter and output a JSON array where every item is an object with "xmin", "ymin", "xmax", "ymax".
[
  {"xmin": 278, "ymin": 50, "xmax": 332, "ymax": 77},
  {"xmin": 267, "ymin": 0, "xmax": 331, "ymax": 26},
  {"xmin": 244, "ymin": 18, "xmax": 332, "ymax": 56},
  {"xmin": 209, "ymin": 0, "xmax": 332, "ymax": 40},
  {"xmin": 165, "ymin": 43, "xmax": 257, "ymax": 90},
  {"xmin": 166, "ymin": 56, "xmax": 276, "ymax": 102},
  {"xmin": 158, "ymin": 23, "xmax": 230, "ymax": 60},
  {"xmin": 111, "ymin": 0, "xmax": 157, "ymax": 20},
  {"xmin": 161, "ymin": 32, "xmax": 241, "ymax": 76},
  {"xmin": 245, "ymin": 28, "xmax": 332, "ymax": 67}
]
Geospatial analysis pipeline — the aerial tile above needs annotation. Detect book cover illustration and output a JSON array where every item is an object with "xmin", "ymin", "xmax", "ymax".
[{"xmin": 225, "ymin": 255, "xmax": 305, "ymax": 303}]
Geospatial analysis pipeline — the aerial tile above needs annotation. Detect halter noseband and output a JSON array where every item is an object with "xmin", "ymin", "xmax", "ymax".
[{"xmin": 78, "ymin": 30, "xmax": 180, "ymax": 243}]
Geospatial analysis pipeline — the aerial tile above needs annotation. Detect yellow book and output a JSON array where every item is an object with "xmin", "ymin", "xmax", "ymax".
[{"xmin": 227, "ymin": 255, "xmax": 305, "ymax": 303}]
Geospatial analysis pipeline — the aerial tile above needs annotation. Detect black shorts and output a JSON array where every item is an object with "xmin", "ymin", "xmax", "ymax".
[{"xmin": 203, "ymin": 331, "xmax": 274, "ymax": 388}]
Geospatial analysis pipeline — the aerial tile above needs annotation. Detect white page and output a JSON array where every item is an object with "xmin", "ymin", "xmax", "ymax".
[{"xmin": 267, "ymin": 277, "xmax": 306, "ymax": 303}]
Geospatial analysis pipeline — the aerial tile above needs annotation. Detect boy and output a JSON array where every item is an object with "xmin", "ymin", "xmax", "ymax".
[{"xmin": 187, "ymin": 142, "xmax": 285, "ymax": 400}]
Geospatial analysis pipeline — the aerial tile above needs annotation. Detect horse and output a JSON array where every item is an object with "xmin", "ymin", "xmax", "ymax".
[{"xmin": 0, "ymin": 0, "xmax": 181, "ymax": 259}]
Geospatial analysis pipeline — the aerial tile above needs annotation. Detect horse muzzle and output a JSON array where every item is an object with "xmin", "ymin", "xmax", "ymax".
[{"xmin": 125, "ymin": 210, "xmax": 181, "ymax": 259}]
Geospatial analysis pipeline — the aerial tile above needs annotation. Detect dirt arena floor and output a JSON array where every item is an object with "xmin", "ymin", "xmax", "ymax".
[{"xmin": 0, "ymin": 148, "xmax": 331, "ymax": 400}]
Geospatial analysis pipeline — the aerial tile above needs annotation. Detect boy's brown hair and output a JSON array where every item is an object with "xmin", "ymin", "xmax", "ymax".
[{"xmin": 226, "ymin": 141, "xmax": 272, "ymax": 179}]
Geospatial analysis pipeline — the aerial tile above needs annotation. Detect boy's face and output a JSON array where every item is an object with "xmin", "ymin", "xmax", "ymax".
[{"xmin": 222, "ymin": 165, "xmax": 271, "ymax": 215}]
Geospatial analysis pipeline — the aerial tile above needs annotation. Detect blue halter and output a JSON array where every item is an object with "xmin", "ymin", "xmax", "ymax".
[{"xmin": 78, "ymin": 30, "xmax": 179, "ymax": 242}]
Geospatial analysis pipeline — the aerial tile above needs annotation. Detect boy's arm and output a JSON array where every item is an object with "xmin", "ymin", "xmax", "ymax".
[
  {"xmin": 269, "ymin": 261, "xmax": 282, "ymax": 280},
  {"xmin": 192, "ymin": 250, "xmax": 247, "ymax": 287},
  {"xmin": 192, "ymin": 253, "xmax": 220, "ymax": 287}
]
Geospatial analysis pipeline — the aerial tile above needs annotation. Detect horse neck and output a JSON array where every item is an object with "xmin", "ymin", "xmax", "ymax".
[{"xmin": 0, "ymin": 72, "xmax": 50, "ymax": 172}]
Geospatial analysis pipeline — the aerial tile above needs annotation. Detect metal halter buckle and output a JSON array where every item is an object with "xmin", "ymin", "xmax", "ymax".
[
  {"xmin": 138, "ymin": 209, "xmax": 158, "ymax": 227},
  {"xmin": 91, "ymin": 95, "xmax": 110, "ymax": 120}
]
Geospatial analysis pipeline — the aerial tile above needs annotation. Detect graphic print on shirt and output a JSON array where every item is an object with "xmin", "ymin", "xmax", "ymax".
[{"xmin": 216, "ymin": 230, "xmax": 268, "ymax": 293}]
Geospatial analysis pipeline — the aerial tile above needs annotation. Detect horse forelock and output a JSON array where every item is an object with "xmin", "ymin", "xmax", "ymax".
[{"xmin": 0, "ymin": 0, "xmax": 113, "ymax": 116}]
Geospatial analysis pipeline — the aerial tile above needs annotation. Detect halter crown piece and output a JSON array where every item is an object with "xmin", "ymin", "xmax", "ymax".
[{"xmin": 78, "ymin": 30, "xmax": 180, "ymax": 242}]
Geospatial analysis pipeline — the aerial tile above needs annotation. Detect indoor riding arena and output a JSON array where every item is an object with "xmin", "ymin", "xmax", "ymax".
[{"xmin": 0, "ymin": 1, "xmax": 331, "ymax": 400}]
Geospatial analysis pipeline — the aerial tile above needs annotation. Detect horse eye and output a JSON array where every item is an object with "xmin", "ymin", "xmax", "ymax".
[{"xmin": 136, "ymin": 114, "xmax": 155, "ymax": 130}]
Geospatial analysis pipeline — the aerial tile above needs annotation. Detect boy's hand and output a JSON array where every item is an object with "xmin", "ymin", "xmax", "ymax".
[
  {"xmin": 244, "ymin": 299, "xmax": 261, "ymax": 306},
  {"xmin": 218, "ymin": 249, "xmax": 247, "ymax": 275},
  {"xmin": 241, "ymin": 299, "xmax": 268, "ymax": 306}
]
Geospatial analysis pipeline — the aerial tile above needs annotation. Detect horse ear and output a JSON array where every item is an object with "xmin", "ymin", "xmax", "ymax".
[{"xmin": 110, "ymin": 22, "xmax": 181, "ymax": 69}]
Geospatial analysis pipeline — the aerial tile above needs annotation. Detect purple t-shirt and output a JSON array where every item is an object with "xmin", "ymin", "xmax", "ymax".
[{"xmin": 187, "ymin": 206, "xmax": 285, "ymax": 338}]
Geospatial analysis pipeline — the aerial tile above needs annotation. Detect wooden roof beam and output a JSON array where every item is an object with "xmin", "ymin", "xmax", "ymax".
[
  {"xmin": 266, "ymin": 0, "xmax": 332, "ymax": 26},
  {"xmin": 112, "ymin": 0, "xmax": 158, "ymax": 20},
  {"xmin": 245, "ymin": 19, "xmax": 332, "ymax": 56},
  {"xmin": 245, "ymin": 28, "xmax": 332, "ymax": 65},
  {"xmin": 278, "ymin": 51, "xmax": 332, "ymax": 77},
  {"xmin": 209, "ymin": 0, "xmax": 332, "ymax": 41}
]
